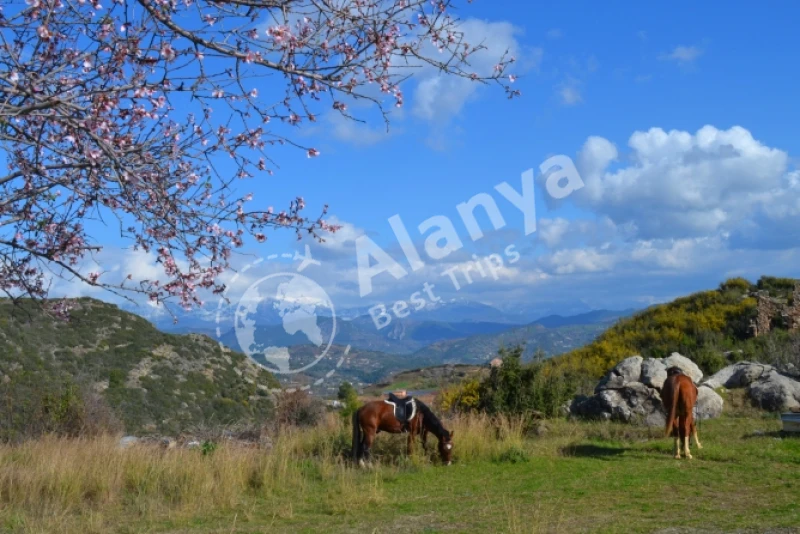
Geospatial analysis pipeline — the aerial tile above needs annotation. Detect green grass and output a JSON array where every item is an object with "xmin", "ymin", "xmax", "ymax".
[
  {"xmin": 3, "ymin": 413, "xmax": 798, "ymax": 533},
  {"xmin": 176, "ymin": 418, "xmax": 800, "ymax": 533}
]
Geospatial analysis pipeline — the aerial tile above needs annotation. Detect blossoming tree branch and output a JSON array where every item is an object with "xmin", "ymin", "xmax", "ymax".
[{"xmin": 0, "ymin": 0, "xmax": 517, "ymax": 316}]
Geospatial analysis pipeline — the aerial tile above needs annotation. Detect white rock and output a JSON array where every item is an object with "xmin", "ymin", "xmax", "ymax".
[
  {"xmin": 662, "ymin": 353, "xmax": 703, "ymax": 383},
  {"xmin": 641, "ymin": 358, "xmax": 668, "ymax": 390},
  {"xmin": 696, "ymin": 386, "xmax": 724, "ymax": 419},
  {"xmin": 748, "ymin": 371, "xmax": 800, "ymax": 412},
  {"xmin": 703, "ymin": 362, "xmax": 773, "ymax": 389}
]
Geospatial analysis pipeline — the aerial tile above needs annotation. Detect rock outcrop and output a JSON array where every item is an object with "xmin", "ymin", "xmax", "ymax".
[
  {"xmin": 570, "ymin": 353, "xmax": 724, "ymax": 425},
  {"xmin": 702, "ymin": 361, "xmax": 800, "ymax": 412}
]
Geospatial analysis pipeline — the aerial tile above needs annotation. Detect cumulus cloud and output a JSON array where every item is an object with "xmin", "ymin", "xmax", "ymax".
[
  {"xmin": 537, "ymin": 217, "xmax": 622, "ymax": 249},
  {"xmin": 540, "ymin": 247, "xmax": 617, "ymax": 275},
  {"xmin": 574, "ymin": 125, "xmax": 792, "ymax": 240}
]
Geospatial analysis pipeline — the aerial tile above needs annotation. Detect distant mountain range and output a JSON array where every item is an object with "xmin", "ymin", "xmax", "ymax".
[
  {"xmin": 530, "ymin": 309, "xmax": 638, "ymax": 329},
  {"xmin": 154, "ymin": 301, "xmax": 635, "ymax": 393}
]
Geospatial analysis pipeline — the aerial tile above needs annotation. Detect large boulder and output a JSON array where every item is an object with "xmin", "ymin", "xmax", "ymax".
[
  {"xmin": 595, "ymin": 356, "xmax": 643, "ymax": 393},
  {"xmin": 662, "ymin": 353, "xmax": 703, "ymax": 383},
  {"xmin": 569, "ymin": 394, "xmax": 609, "ymax": 421},
  {"xmin": 696, "ymin": 385, "xmax": 724, "ymax": 419},
  {"xmin": 640, "ymin": 358, "xmax": 668, "ymax": 389},
  {"xmin": 747, "ymin": 371, "xmax": 800, "ymax": 411},
  {"xmin": 570, "ymin": 354, "xmax": 723, "ymax": 425},
  {"xmin": 573, "ymin": 382, "xmax": 665, "ymax": 426},
  {"xmin": 703, "ymin": 362, "xmax": 774, "ymax": 390}
]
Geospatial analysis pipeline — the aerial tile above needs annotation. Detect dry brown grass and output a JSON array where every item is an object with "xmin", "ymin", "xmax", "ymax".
[{"xmin": 0, "ymin": 412, "xmax": 548, "ymax": 532}]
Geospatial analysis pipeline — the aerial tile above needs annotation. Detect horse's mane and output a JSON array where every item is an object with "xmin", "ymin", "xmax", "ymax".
[{"xmin": 415, "ymin": 399, "xmax": 450, "ymax": 439}]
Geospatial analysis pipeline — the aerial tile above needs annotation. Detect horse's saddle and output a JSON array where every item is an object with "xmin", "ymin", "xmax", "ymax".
[{"xmin": 384, "ymin": 393, "xmax": 417, "ymax": 432}]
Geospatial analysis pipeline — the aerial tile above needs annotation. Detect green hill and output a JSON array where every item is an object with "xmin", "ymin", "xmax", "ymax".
[
  {"xmin": 0, "ymin": 298, "xmax": 280, "ymax": 439},
  {"xmin": 547, "ymin": 276, "xmax": 798, "ymax": 381}
]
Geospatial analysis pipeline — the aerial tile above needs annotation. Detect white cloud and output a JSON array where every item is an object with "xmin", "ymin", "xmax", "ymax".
[
  {"xmin": 538, "ymin": 218, "xmax": 572, "ymax": 248},
  {"xmin": 557, "ymin": 78, "xmax": 583, "ymax": 105},
  {"xmin": 630, "ymin": 236, "xmax": 725, "ymax": 270},
  {"xmin": 660, "ymin": 45, "xmax": 703, "ymax": 64},
  {"xmin": 411, "ymin": 19, "xmax": 537, "ymax": 123},
  {"xmin": 315, "ymin": 216, "xmax": 365, "ymax": 254},
  {"xmin": 324, "ymin": 113, "xmax": 396, "ymax": 146},
  {"xmin": 540, "ymin": 247, "xmax": 617, "ymax": 275},
  {"xmin": 575, "ymin": 125, "xmax": 792, "ymax": 240}
]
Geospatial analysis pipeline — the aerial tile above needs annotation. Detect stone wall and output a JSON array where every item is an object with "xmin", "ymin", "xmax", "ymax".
[
  {"xmin": 750, "ymin": 283, "xmax": 800, "ymax": 337},
  {"xmin": 788, "ymin": 283, "xmax": 800, "ymax": 332}
]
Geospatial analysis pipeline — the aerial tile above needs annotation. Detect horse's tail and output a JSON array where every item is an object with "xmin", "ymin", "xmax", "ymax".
[
  {"xmin": 351, "ymin": 407, "xmax": 361, "ymax": 461},
  {"xmin": 664, "ymin": 379, "xmax": 680, "ymax": 437}
]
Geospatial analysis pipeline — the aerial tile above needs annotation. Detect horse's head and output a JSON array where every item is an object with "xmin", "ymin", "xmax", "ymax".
[{"xmin": 437, "ymin": 429, "xmax": 455, "ymax": 465}]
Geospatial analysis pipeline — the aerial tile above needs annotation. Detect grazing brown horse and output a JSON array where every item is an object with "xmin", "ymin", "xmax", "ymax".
[
  {"xmin": 352, "ymin": 398, "xmax": 455, "ymax": 465},
  {"xmin": 662, "ymin": 367, "xmax": 702, "ymax": 459}
]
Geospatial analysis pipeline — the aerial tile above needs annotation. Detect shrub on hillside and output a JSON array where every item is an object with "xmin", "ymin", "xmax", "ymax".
[
  {"xmin": 545, "ymin": 278, "xmax": 772, "ymax": 380},
  {"xmin": 477, "ymin": 346, "xmax": 577, "ymax": 418},
  {"xmin": 0, "ymin": 376, "xmax": 122, "ymax": 442},
  {"xmin": 438, "ymin": 379, "xmax": 482, "ymax": 414},
  {"xmin": 274, "ymin": 390, "xmax": 326, "ymax": 429},
  {"xmin": 336, "ymin": 382, "xmax": 360, "ymax": 419},
  {"xmin": 756, "ymin": 276, "xmax": 797, "ymax": 295}
]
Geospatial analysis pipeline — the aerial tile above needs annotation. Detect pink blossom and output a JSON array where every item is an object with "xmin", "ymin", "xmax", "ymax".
[{"xmin": 161, "ymin": 43, "xmax": 177, "ymax": 61}]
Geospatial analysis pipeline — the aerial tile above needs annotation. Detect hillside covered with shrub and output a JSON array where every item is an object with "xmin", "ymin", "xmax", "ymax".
[
  {"xmin": 436, "ymin": 276, "xmax": 799, "ymax": 418},
  {"xmin": 547, "ymin": 276, "xmax": 799, "ymax": 381},
  {"xmin": 0, "ymin": 298, "xmax": 280, "ymax": 440}
]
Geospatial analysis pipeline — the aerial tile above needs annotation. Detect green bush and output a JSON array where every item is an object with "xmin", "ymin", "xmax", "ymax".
[
  {"xmin": 478, "ymin": 345, "xmax": 576, "ymax": 418},
  {"xmin": 336, "ymin": 381, "xmax": 359, "ymax": 419}
]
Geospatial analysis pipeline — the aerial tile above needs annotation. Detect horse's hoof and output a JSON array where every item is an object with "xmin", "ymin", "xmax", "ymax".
[
  {"xmin": 674, "ymin": 454, "xmax": 681, "ymax": 459},
  {"xmin": 696, "ymin": 443, "xmax": 703, "ymax": 449},
  {"xmin": 686, "ymin": 454, "xmax": 693, "ymax": 460},
  {"xmin": 358, "ymin": 459, "xmax": 366, "ymax": 468}
]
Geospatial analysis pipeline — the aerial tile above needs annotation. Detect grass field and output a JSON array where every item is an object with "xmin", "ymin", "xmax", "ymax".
[{"xmin": 1, "ymin": 409, "xmax": 799, "ymax": 534}]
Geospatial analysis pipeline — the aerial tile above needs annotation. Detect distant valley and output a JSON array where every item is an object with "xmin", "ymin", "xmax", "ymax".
[{"xmin": 155, "ymin": 300, "xmax": 635, "ymax": 394}]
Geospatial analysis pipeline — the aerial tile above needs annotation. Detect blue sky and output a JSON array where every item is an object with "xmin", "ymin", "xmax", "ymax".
[{"xmin": 59, "ymin": 1, "xmax": 800, "ymax": 320}]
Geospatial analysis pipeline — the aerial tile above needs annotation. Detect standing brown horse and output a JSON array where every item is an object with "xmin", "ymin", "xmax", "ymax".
[
  {"xmin": 662, "ymin": 367, "xmax": 702, "ymax": 459},
  {"xmin": 352, "ymin": 399, "xmax": 455, "ymax": 465}
]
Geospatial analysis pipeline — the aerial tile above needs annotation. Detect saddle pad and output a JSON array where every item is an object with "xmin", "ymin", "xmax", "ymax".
[{"xmin": 383, "ymin": 399, "xmax": 417, "ymax": 422}]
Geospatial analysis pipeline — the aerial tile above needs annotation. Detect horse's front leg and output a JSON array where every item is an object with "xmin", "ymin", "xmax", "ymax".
[
  {"xmin": 407, "ymin": 427, "xmax": 415, "ymax": 456},
  {"xmin": 421, "ymin": 426, "xmax": 428, "ymax": 452}
]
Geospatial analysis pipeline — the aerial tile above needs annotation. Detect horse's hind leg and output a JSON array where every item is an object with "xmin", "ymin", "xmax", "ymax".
[
  {"xmin": 692, "ymin": 421, "xmax": 702, "ymax": 449},
  {"xmin": 681, "ymin": 416, "xmax": 693, "ymax": 460},
  {"xmin": 362, "ymin": 430, "xmax": 375, "ymax": 466},
  {"xmin": 356, "ymin": 426, "xmax": 374, "ymax": 468}
]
